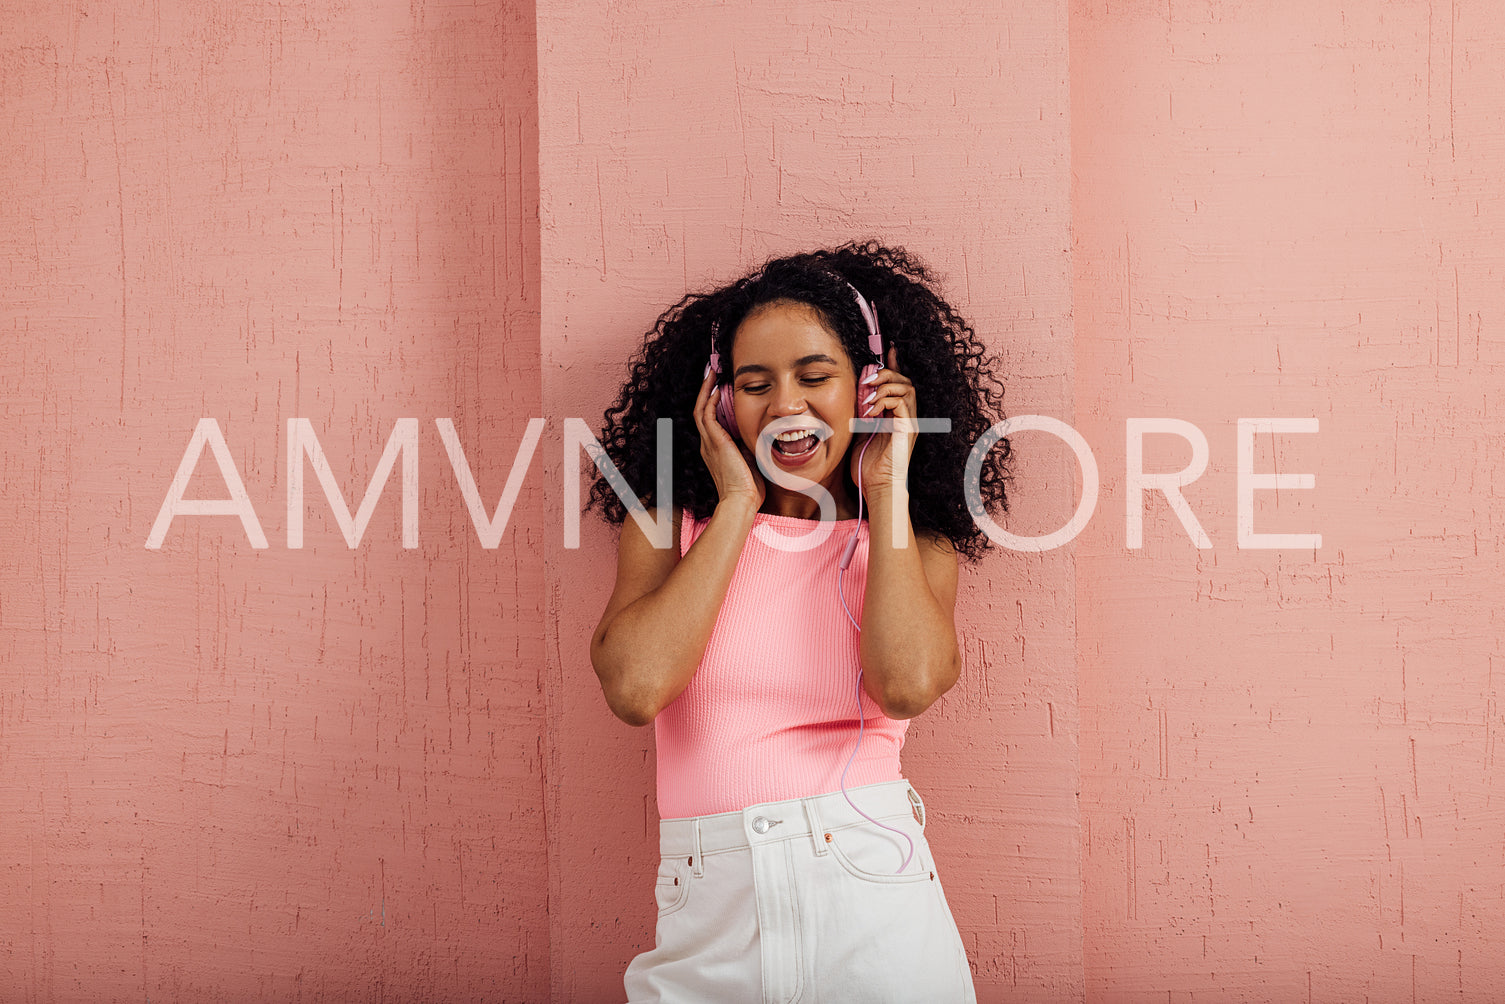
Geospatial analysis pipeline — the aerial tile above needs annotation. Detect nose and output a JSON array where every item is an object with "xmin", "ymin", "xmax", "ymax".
[{"xmin": 768, "ymin": 381, "xmax": 807, "ymax": 416}]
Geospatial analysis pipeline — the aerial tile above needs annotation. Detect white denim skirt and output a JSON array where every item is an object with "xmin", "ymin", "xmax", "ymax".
[{"xmin": 623, "ymin": 780, "xmax": 976, "ymax": 1004}]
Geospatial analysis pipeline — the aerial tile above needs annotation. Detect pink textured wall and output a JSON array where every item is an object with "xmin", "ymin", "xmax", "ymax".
[
  {"xmin": 1073, "ymin": 1, "xmax": 1505, "ymax": 1000},
  {"xmin": 535, "ymin": 2, "xmax": 1079, "ymax": 999},
  {"xmin": 0, "ymin": 0, "xmax": 546, "ymax": 999},
  {"xmin": 9, "ymin": 0, "xmax": 1505, "ymax": 1000}
]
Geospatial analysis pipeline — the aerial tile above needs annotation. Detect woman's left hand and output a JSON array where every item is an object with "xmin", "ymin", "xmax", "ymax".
[{"xmin": 850, "ymin": 346, "xmax": 919, "ymax": 499}]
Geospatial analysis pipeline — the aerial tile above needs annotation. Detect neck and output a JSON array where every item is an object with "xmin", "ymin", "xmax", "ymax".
[{"xmin": 761, "ymin": 479, "xmax": 860, "ymax": 520}]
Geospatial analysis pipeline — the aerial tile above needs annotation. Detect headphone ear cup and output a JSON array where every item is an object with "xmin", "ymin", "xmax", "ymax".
[{"xmin": 716, "ymin": 383, "xmax": 738, "ymax": 434}]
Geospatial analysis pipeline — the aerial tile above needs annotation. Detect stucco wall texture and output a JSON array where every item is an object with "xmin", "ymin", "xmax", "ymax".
[
  {"xmin": 0, "ymin": 0, "xmax": 547, "ymax": 1000},
  {"xmin": 1071, "ymin": 2, "xmax": 1505, "ymax": 1001},
  {"xmin": 3, "ymin": 1, "xmax": 1504, "ymax": 1003}
]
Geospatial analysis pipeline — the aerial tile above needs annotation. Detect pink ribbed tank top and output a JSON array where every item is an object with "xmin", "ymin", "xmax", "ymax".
[{"xmin": 654, "ymin": 510, "xmax": 909, "ymax": 819}]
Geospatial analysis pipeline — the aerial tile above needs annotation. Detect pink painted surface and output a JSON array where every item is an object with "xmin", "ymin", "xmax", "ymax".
[
  {"xmin": 1073, "ymin": 1, "xmax": 1505, "ymax": 1000},
  {"xmin": 7, "ymin": 0, "xmax": 1505, "ymax": 1000},
  {"xmin": 0, "ymin": 1, "xmax": 546, "ymax": 999},
  {"xmin": 536, "ymin": 2, "xmax": 1079, "ymax": 1000}
]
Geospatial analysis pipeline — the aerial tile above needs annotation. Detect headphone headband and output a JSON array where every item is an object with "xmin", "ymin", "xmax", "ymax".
[
  {"xmin": 842, "ymin": 280, "xmax": 884, "ymax": 362},
  {"xmin": 707, "ymin": 319, "xmax": 722, "ymax": 374},
  {"xmin": 708, "ymin": 281, "xmax": 882, "ymax": 373}
]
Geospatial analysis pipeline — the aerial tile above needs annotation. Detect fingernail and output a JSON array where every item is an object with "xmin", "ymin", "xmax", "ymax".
[
  {"xmin": 703, "ymin": 363, "xmax": 712, "ymax": 380},
  {"xmin": 863, "ymin": 390, "xmax": 876, "ymax": 405},
  {"xmin": 861, "ymin": 371, "xmax": 880, "ymax": 385}
]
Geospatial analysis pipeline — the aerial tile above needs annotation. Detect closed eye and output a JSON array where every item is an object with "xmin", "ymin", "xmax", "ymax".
[{"xmin": 739, "ymin": 376, "xmax": 833, "ymax": 393}]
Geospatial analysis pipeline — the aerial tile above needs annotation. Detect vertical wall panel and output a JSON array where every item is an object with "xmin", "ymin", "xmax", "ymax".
[
  {"xmin": 1073, "ymin": 2, "xmax": 1505, "ymax": 1000},
  {"xmin": 0, "ymin": 1, "xmax": 546, "ymax": 998},
  {"xmin": 536, "ymin": 3, "xmax": 1079, "ymax": 1000}
]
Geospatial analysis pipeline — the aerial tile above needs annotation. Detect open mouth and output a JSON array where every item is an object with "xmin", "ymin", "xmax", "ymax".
[{"xmin": 771, "ymin": 429, "xmax": 822, "ymax": 458}]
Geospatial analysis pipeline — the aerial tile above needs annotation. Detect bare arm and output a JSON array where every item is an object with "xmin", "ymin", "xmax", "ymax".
[
  {"xmin": 590, "ymin": 501, "xmax": 758, "ymax": 726},
  {"xmin": 848, "ymin": 346, "xmax": 963, "ymax": 719},
  {"xmin": 857, "ymin": 491, "xmax": 962, "ymax": 721},
  {"xmin": 589, "ymin": 365, "xmax": 767, "ymax": 726}
]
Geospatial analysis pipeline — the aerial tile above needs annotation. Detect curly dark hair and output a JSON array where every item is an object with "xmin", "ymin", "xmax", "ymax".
[{"xmin": 586, "ymin": 241, "xmax": 1012, "ymax": 563}]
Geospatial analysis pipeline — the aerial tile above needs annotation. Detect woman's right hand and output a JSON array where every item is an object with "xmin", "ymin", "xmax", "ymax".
[{"xmin": 694, "ymin": 366, "xmax": 766, "ymax": 511}]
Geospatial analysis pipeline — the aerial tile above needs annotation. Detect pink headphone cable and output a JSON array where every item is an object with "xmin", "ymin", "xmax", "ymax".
[{"xmin": 836, "ymin": 431, "xmax": 918, "ymax": 876}]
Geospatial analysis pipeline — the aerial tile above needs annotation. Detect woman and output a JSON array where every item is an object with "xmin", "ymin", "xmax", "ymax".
[{"xmin": 588, "ymin": 242, "xmax": 1010, "ymax": 1002}]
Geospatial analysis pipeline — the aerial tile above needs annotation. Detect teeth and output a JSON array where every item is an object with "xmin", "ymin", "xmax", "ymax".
[{"xmin": 773, "ymin": 429, "xmax": 819, "ymax": 441}]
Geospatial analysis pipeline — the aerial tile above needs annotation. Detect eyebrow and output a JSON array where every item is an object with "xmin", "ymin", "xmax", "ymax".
[{"xmin": 732, "ymin": 354, "xmax": 842, "ymax": 379}]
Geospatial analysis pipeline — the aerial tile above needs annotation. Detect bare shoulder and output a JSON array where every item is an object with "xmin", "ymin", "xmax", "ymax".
[
  {"xmin": 915, "ymin": 527, "xmax": 956, "ymax": 553},
  {"xmin": 616, "ymin": 504, "xmax": 684, "ymax": 573},
  {"xmin": 594, "ymin": 506, "xmax": 683, "ymax": 644}
]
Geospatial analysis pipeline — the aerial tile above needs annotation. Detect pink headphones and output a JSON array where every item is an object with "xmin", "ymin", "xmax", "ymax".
[{"xmin": 708, "ymin": 281, "xmax": 885, "ymax": 434}]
